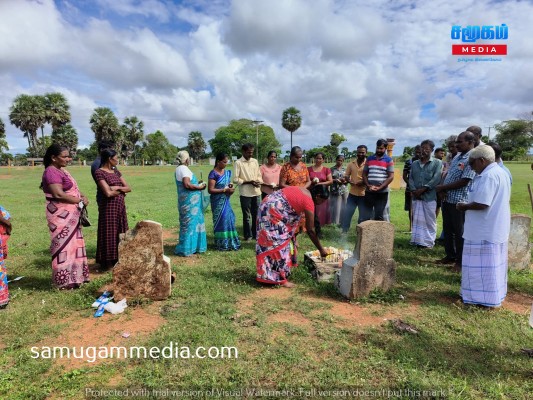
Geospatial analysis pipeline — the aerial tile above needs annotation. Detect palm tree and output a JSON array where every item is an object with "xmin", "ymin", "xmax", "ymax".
[
  {"xmin": 187, "ymin": 131, "xmax": 207, "ymax": 162},
  {"xmin": 282, "ymin": 106, "xmax": 302, "ymax": 149},
  {"xmin": 44, "ymin": 92, "xmax": 71, "ymax": 131},
  {"xmin": 51, "ymin": 123, "xmax": 78, "ymax": 155},
  {"xmin": 90, "ymin": 107, "xmax": 120, "ymax": 143},
  {"xmin": 122, "ymin": 116, "xmax": 144, "ymax": 164},
  {"xmin": 9, "ymin": 94, "xmax": 46, "ymax": 152},
  {"xmin": 0, "ymin": 117, "xmax": 8, "ymax": 153}
]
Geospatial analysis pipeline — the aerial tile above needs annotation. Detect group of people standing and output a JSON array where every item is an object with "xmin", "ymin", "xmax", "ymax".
[
  {"xmin": 405, "ymin": 126, "xmax": 512, "ymax": 308},
  {"xmin": 0, "ymin": 127, "xmax": 514, "ymax": 308},
  {"xmin": 36, "ymin": 142, "xmax": 131, "ymax": 291},
  {"xmin": 173, "ymin": 144, "xmax": 330, "ymax": 287}
]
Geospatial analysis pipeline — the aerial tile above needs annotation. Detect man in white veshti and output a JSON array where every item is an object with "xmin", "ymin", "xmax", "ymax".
[{"xmin": 456, "ymin": 145, "xmax": 511, "ymax": 308}]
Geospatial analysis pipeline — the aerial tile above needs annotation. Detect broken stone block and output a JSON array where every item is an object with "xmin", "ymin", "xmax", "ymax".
[
  {"xmin": 335, "ymin": 220, "xmax": 396, "ymax": 299},
  {"xmin": 508, "ymin": 214, "xmax": 532, "ymax": 271},
  {"xmin": 113, "ymin": 220, "xmax": 172, "ymax": 301}
]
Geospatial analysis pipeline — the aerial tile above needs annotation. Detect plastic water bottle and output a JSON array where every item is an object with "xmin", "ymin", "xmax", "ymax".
[{"xmin": 529, "ymin": 302, "xmax": 533, "ymax": 328}]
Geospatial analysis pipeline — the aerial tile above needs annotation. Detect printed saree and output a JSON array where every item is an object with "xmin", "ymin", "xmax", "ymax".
[
  {"xmin": 0, "ymin": 205, "xmax": 10, "ymax": 306},
  {"xmin": 209, "ymin": 169, "xmax": 241, "ymax": 251},
  {"xmin": 256, "ymin": 190, "xmax": 300, "ymax": 284},
  {"xmin": 45, "ymin": 171, "xmax": 90, "ymax": 289},
  {"xmin": 175, "ymin": 172, "xmax": 207, "ymax": 256}
]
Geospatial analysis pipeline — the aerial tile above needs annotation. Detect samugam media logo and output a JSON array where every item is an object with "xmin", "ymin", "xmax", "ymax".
[{"xmin": 451, "ymin": 24, "xmax": 508, "ymax": 56}]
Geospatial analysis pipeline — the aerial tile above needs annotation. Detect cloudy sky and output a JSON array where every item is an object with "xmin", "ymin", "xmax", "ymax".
[{"xmin": 0, "ymin": 0, "xmax": 531, "ymax": 156}]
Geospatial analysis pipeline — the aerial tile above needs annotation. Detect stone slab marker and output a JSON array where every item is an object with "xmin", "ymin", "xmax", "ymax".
[
  {"xmin": 113, "ymin": 220, "xmax": 172, "ymax": 300},
  {"xmin": 508, "ymin": 214, "xmax": 532, "ymax": 271},
  {"xmin": 335, "ymin": 220, "xmax": 396, "ymax": 299}
]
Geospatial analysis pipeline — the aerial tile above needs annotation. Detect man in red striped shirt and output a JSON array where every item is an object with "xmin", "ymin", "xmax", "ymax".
[{"xmin": 362, "ymin": 139, "xmax": 395, "ymax": 221}]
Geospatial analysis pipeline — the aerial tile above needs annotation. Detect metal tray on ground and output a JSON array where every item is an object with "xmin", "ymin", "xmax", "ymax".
[{"xmin": 304, "ymin": 248, "xmax": 352, "ymax": 282}]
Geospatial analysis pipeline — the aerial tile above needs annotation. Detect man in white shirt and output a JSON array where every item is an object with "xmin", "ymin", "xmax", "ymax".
[
  {"xmin": 466, "ymin": 125, "xmax": 485, "ymax": 147},
  {"xmin": 456, "ymin": 145, "xmax": 511, "ymax": 308},
  {"xmin": 233, "ymin": 143, "xmax": 263, "ymax": 241}
]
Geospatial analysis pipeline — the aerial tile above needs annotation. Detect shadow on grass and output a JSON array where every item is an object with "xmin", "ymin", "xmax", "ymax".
[
  {"xmin": 163, "ymin": 244, "xmax": 176, "ymax": 256},
  {"xmin": 7, "ymin": 275, "xmax": 52, "ymax": 292},
  {"xmin": 397, "ymin": 265, "xmax": 461, "ymax": 286},
  {"xmin": 196, "ymin": 263, "xmax": 257, "ymax": 287}
]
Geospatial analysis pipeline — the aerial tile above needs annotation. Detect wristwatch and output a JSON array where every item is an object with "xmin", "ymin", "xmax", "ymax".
[{"xmin": 78, "ymin": 200, "xmax": 84, "ymax": 209}]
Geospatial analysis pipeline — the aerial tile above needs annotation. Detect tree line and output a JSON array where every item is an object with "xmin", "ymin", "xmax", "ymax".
[
  {"xmin": 0, "ymin": 98, "xmax": 328, "ymax": 165},
  {"xmin": 5, "ymin": 93, "xmax": 528, "ymax": 165}
]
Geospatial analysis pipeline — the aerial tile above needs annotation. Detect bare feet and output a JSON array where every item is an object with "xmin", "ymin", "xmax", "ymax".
[{"xmin": 281, "ymin": 281, "xmax": 295, "ymax": 288}]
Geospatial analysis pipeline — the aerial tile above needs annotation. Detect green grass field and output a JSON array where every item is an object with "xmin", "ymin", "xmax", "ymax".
[{"xmin": 0, "ymin": 163, "xmax": 532, "ymax": 399}]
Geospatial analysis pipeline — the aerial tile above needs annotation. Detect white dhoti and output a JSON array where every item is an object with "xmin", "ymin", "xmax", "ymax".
[
  {"xmin": 461, "ymin": 240, "xmax": 508, "ymax": 307},
  {"xmin": 410, "ymin": 200, "xmax": 437, "ymax": 248}
]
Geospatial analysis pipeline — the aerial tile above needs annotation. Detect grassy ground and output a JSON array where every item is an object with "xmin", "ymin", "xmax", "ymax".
[{"xmin": 0, "ymin": 163, "xmax": 532, "ymax": 399}]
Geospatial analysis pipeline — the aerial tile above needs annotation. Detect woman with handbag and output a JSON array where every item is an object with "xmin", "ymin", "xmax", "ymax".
[
  {"xmin": 40, "ymin": 144, "xmax": 90, "ymax": 289},
  {"xmin": 95, "ymin": 149, "xmax": 131, "ymax": 270}
]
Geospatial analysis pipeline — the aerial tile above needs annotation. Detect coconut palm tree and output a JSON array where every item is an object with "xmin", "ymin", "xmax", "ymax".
[
  {"xmin": 9, "ymin": 94, "xmax": 45, "ymax": 152},
  {"xmin": 44, "ymin": 92, "xmax": 71, "ymax": 131},
  {"xmin": 282, "ymin": 106, "xmax": 302, "ymax": 149}
]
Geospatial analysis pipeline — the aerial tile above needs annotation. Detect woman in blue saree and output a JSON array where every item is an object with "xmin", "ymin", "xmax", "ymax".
[
  {"xmin": 174, "ymin": 150, "xmax": 207, "ymax": 256},
  {"xmin": 208, "ymin": 153, "xmax": 241, "ymax": 251}
]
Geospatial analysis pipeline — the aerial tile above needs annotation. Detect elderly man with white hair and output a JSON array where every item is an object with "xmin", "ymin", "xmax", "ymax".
[{"xmin": 456, "ymin": 145, "xmax": 511, "ymax": 308}]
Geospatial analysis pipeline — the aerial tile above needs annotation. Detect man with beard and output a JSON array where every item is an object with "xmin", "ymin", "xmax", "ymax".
[
  {"xmin": 436, "ymin": 131, "xmax": 476, "ymax": 271},
  {"xmin": 362, "ymin": 139, "xmax": 394, "ymax": 221},
  {"xmin": 409, "ymin": 140, "xmax": 442, "ymax": 248},
  {"xmin": 342, "ymin": 145, "xmax": 368, "ymax": 233}
]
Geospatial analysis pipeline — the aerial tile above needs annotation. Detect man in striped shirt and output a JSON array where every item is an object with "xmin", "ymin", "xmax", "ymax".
[{"xmin": 362, "ymin": 138, "xmax": 394, "ymax": 221}]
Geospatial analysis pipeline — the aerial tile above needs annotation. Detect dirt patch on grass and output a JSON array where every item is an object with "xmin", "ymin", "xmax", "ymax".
[
  {"xmin": 162, "ymin": 229, "xmax": 176, "ymax": 243},
  {"xmin": 429, "ymin": 291, "xmax": 533, "ymax": 314},
  {"xmin": 308, "ymin": 296, "xmax": 421, "ymax": 328},
  {"xmin": 170, "ymin": 253, "xmax": 205, "ymax": 267},
  {"xmin": 33, "ymin": 303, "xmax": 165, "ymax": 370},
  {"xmin": 502, "ymin": 292, "xmax": 533, "ymax": 314},
  {"xmin": 237, "ymin": 287, "xmax": 420, "ymax": 329},
  {"xmin": 269, "ymin": 311, "xmax": 312, "ymax": 326}
]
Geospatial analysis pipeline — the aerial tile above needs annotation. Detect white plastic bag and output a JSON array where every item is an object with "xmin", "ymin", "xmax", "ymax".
[{"xmin": 104, "ymin": 298, "xmax": 128, "ymax": 315}]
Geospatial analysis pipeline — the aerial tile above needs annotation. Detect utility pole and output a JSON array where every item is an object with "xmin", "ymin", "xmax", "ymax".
[
  {"xmin": 485, "ymin": 126, "xmax": 493, "ymax": 141},
  {"xmin": 252, "ymin": 120, "xmax": 263, "ymax": 160}
]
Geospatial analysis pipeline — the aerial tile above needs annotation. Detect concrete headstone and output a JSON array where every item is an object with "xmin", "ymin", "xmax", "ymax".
[
  {"xmin": 113, "ymin": 220, "xmax": 172, "ymax": 300},
  {"xmin": 508, "ymin": 214, "xmax": 532, "ymax": 271},
  {"xmin": 335, "ymin": 220, "xmax": 396, "ymax": 299}
]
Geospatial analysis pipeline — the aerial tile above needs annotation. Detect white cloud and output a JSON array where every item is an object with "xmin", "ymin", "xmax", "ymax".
[
  {"xmin": 0, "ymin": 0, "xmax": 66, "ymax": 70},
  {"xmin": 94, "ymin": 0, "xmax": 171, "ymax": 22},
  {"xmin": 0, "ymin": 0, "xmax": 532, "ymax": 156}
]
